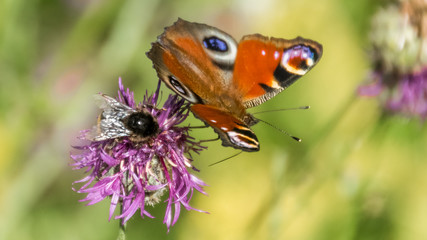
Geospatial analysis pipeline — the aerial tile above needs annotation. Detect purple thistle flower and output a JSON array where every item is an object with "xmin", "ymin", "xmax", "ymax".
[
  {"xmin": 71, "ymin": 78, "xmax": 207, "ymax": 231},
  {"xmin": 358, "ymin": 2, "xmax": 427, "ymax": 120}
]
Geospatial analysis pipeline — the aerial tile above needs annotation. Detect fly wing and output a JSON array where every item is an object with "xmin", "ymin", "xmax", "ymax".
[{"xmin": 87, "ymin": 94, "xmax": 135, "ymax": 141}]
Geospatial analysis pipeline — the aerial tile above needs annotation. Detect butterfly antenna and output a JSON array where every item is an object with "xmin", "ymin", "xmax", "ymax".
[
  {"xmin": 209, "ymin": 151, "xmax": 243, "ymax": 166},
  {"xmin": 256, "ymin": 118, "xmax": 301, "ymax": 142},
  {"xmin": 252, "ymin": 106, "xmax": 310, "ymax": 115}
]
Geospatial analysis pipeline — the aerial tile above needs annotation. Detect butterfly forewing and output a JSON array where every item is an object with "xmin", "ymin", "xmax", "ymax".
[
  {"xmin": 147, "ymin": 19, "xmax": 238, "ymax": 105},
  {"xmin": 233, "ymin": 35, "xmax": 323, "ymax": 108}
]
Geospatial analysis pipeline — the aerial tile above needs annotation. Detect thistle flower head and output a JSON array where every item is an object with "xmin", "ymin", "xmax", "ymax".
[
  {"xmin": 358, "ymin": 1, "xmax": 427, "ymax": 120},
  {"xmin": 71, "ymin": 78, "xmax": 207, "ymax": 231}
]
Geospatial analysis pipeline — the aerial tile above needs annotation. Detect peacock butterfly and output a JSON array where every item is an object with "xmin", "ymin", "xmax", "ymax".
[{"xmin": 147, "ymin": 18, "xmax": 322, "ymax": 152}]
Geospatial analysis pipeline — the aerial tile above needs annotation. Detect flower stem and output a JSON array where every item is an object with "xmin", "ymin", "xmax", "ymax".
[
  {"xmin": 117, "ymin": 203, "xmax": 126, "ymax": 240},
  {"xmin": 116, "ymin": 221, "xmax": 127, "ymax": 240}
]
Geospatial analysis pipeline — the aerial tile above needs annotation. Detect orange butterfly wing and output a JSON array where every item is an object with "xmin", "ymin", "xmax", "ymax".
[
  {"xmin": 232, "ymin": 35, "xmax": 323, "ymax": 108},
  {"xmin": 191, "ymin": 104, "xmax": 259, "ymax": 151}
]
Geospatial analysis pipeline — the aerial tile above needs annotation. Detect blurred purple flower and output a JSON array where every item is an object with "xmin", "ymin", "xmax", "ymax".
[
  {"xmin": 387, "ymin": 68, "xmax": 427, "ymax": 118},
  {"xmin": 359, "ymin": 68, "xmax": 427, "ymax": 119},
  {"xmin": 71, "ymin": 78, "xmax": 207, "ymax": 231},
  {"xmin": 358, "ymin": 1, "xmax": 427, "ymax": 120}
]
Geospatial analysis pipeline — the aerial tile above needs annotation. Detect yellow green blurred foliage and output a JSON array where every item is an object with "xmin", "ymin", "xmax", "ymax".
[{"xmin": 1, "ymin": 0, "xmax": 427, "ymax": 239}]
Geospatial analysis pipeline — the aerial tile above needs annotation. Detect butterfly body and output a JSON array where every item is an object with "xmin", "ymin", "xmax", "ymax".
[{"xmin": 147, "ymin": 19, "xmax": 322, "ymax": 152}]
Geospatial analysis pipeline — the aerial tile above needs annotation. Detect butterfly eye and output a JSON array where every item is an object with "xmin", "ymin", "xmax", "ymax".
[
  {"xmin": 203, "ymin": 37, "xmax": 228, "ymax": 52},
  {"xmin": 125, "ymin": 112, "xmax": 158, "ymax": 137},
  {"xmin": 281, "ymin": 45, "xmax": 316, "ymax": 75}
]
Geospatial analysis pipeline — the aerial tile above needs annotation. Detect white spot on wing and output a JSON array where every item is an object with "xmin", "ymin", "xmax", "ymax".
[{"xmin": 274, "ymin": 51, "xmax": 280, "ymax": 60}]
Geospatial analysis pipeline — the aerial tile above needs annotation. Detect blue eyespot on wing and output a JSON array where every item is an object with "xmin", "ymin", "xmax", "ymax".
[{"xmin": 203, "ymin": 37, "xmax": 229, "ymax": 52}]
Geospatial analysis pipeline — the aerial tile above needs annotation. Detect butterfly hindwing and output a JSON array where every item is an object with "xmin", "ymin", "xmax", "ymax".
[{"xmin": 191, "ymin": 104, "xmax": 259, "ymax": 152}]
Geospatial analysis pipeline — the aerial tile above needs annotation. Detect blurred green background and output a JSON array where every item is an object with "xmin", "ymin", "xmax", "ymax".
[{"xmin": 1, "ymin": 0, "xmax": 427, "ymax": 239}]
